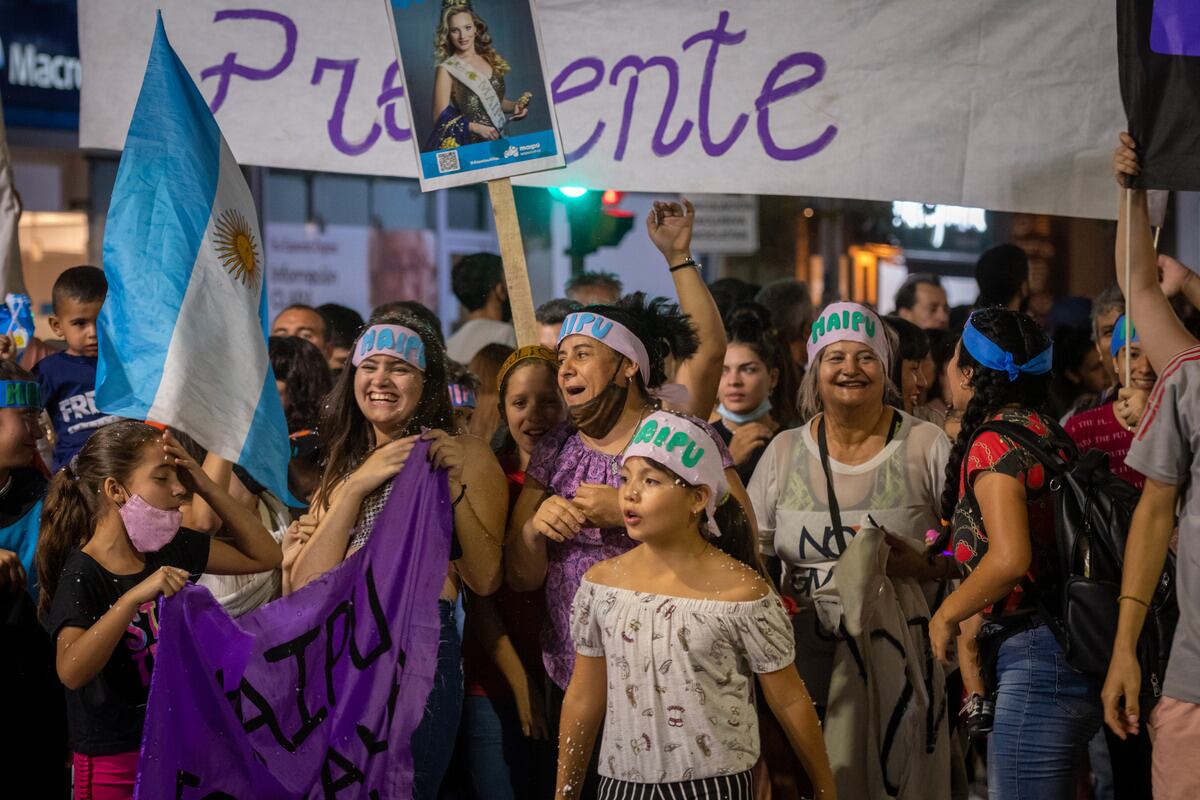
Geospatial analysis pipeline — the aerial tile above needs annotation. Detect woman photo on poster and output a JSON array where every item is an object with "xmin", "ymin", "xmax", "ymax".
[{"xmin": 426, "ymin": 1, "xmax": 533, "ymax": 151}]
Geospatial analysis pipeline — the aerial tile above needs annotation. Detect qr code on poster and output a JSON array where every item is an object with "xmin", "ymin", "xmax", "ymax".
[{"xmin": 436, "ymin": 150, "xmax": 461, "ymax": 173}]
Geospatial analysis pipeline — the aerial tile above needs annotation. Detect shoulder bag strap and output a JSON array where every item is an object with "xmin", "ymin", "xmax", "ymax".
[{"xmin": 817, "ymin": 416, "xmax": 843, "ymax": 536}]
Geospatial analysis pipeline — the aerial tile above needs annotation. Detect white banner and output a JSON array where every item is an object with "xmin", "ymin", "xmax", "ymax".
[{"xmin": 79, "ymin": 0, "xmax": 1124, "ymax": 219}]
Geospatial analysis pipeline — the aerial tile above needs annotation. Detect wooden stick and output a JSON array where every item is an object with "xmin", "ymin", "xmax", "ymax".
[
  {"xmin": 1153, "ymin": 226, "xmax": 1162, "ymax": 250},
  {"xmin": 486, "ymin": 177, "xmax": 538, "ymax": 348}
]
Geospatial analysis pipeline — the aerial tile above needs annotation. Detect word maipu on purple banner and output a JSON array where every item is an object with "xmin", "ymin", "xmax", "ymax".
[
  {"xmin": 1118, "ymin": 0, "xmax": 1200, "ymax": 190},
  {"xmin": 135, "ymin": 441, "xmax": 451, "ymax": 799}
]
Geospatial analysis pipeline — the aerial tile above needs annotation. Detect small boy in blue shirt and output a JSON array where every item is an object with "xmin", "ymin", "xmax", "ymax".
[{"xmin": 35, "ymin": 266, "xmax": 119, "ymax": 469}]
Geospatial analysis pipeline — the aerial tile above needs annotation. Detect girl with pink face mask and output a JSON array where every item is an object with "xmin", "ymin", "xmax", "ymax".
[{"xmin": 35, "ymin": 420, "xmax": 282, "ymax": 800}]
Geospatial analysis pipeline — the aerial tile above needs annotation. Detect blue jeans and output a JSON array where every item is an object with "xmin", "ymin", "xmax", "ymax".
[
  {"xmin": 410, "ymin": 599, "xmax": 463, "ymax": 800},
  {"xmin": 987, "ymin": 623, "xmax": 1102, "ymax": 800},
  {"xmin": 464, "ymin": 694, "xmax": 556, "ymax": 800}
]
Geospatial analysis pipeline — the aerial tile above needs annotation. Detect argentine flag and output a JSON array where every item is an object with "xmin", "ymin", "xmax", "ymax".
[{"xmin": 97, "ymin": 14, "xmax": 291, "ymax": 503}]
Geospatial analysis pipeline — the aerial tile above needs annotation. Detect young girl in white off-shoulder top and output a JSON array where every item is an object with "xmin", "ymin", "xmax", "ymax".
[{"xmin": 556, "ymin": 411, "xmax": 836, "ymax": 800}]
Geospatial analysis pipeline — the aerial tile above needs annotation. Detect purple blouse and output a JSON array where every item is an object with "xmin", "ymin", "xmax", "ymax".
[{"xmin": 526, "ymin": 418, "xmax": 733, "ymax": 689}]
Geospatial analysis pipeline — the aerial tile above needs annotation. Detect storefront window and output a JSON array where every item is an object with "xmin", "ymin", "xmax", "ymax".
[{"xmin": 18, "ymin": 211, "xmax": 89, "ymax": 339}]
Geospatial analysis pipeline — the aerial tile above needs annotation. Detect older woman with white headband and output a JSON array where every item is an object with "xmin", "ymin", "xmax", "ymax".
[
  {"xmin": 748, "ymin": 301, "xmax": 954, "ymax": 797},
  {"xmin": 286, "ymin": 309, "xmax": 508, "ymax": 800}
]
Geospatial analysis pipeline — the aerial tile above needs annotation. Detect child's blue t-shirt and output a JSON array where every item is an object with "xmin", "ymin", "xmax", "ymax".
[{"xmin": 34, "ymin": 352, "xmax": 119, "ymax": 469}]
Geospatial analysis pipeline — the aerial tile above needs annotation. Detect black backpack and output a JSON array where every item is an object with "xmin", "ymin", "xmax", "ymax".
[{"xmin": 965, "ymin": 419, "xmax": 1178, "ymax": 706}]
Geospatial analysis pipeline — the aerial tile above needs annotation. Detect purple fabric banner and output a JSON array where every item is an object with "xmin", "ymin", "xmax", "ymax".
[
  {"xmin": 134, "ymin": 441, "xmax": 451, "ymax": 799},
  {"xmin": 1151, "ymin": 0, "xmax": 1200, "ymax": 56}
]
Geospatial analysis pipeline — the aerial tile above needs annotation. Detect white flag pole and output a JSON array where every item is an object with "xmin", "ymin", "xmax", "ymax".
[{"xmin": 1124, "ymin": 187, "xmax": 1132, "ymax": 389}]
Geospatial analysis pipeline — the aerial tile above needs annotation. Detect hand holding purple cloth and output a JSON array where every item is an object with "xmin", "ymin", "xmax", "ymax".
[{"xmin": 135, "ymin": 440, "xmax": 452, "ymax": 799}]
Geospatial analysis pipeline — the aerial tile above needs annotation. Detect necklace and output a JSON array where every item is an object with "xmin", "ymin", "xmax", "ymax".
[{"xmin": 0, "ymin": 474, "xmax": 12, "ymax": 498}]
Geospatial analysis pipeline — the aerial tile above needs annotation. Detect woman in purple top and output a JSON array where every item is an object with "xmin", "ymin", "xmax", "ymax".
[{"xmin": 505, "ymin": 200, "xmax": 747, "ymax": 691}]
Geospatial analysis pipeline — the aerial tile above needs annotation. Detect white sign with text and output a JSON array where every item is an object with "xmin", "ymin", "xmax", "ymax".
[{"xmin": 80, "ymin": 0, "xmax": 1124, "ymax": 219}]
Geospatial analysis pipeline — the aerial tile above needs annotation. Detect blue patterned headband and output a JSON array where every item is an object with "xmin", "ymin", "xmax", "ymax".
[{"xmin": 961, "ymin": 316, "xmax": 1052, "ymax": 382}]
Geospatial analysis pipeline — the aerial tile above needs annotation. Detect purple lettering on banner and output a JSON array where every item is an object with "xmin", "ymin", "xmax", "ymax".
[
  {"xmin": 755, "ymin": 52, "xmax": 837, "ymax": 161},
  {"xmin": 135, "ymin": 441, "xmax": 451, "ymax": 799},
  {"xmin": 551, "ymin": 57, "xmax": 608, "ymax": 162},
  {"xmin": 609, "ymin": 56, "xmax": 693, "ymax": 159},
  {"xmin": 377, "ymin": 61, "xmax": 412, "ymax": 142},
  {"xmin": 311, "ymin": 58, "xmax": 383, "ymax": 156},
  {"xmin": 1150, "ymin": 0, "xmax": 1200, "ymax": 56},
  {"xmin": 682, "ymin": 11, "xmax": 749, "ymax": 157},
  {"xmin": 200, "ymin": 9, "xmax": 297, "ymax": 114}
]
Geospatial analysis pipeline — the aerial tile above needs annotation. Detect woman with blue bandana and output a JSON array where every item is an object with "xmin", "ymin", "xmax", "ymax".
[
  {"xmin": 1064, "ymin": 315, "xmax": 1156, "ymax": 488},
  {"xmin": 930, "ymin": 307, "xmax": 1102, "ymax": 799},
  {"xmin": 1063, "ymin": 315, "xmax": 1155, "ymax": 800}
]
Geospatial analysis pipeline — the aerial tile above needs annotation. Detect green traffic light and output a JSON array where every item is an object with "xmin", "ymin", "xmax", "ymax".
[{"xmin": 549, "ymin": 186, "xmax": 590, "ymax": 201}]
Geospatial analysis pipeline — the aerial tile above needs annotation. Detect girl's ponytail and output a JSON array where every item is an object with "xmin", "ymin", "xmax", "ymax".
[
  {"xmin": 710, "ymin": 494, "xmax": 769, "ymax": 582},
  {"xmin": 37, "ymin": 466, "xmax": 97, "ymax": 618},
  {"xmin": 35, "ymin": 420, "xmax": 164, "ymax": 618}
]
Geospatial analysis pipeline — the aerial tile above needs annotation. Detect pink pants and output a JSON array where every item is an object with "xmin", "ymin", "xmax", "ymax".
[
  {"xmin": 73, "ymin": 751, "xmax": 138, "ymax": 800},
  {"xmin": 1151, "ymin": 696, "xmax": 1200, "ymax": 800}
]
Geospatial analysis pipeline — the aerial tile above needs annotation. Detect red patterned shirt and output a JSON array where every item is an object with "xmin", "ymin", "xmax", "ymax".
[{"xmin": 951, "ymin": 408, "xmax": 1063, "ymax": 616}]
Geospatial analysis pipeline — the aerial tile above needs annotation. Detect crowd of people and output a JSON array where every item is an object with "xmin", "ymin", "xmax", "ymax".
[{"xmin": 1, "ymin": 136, "xmax": 1198, "ymax": 800}]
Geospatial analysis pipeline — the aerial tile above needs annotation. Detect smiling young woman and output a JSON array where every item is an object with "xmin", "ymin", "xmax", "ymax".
[{"xmin": 285, "ymin": 309, "xmax": 508, "ymax": 800}]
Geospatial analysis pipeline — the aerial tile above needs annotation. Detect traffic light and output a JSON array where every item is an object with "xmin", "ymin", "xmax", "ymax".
[{"xmin": 548, "ymin": 187, "xmax": 635, "ymax": 272}]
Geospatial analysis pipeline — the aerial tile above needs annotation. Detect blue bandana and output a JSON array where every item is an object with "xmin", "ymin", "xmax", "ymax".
[
  {"xmin": 961, "ymin": 317, "xmax": 1052, "ymax": 382},
  {"xmin": 1110, "ymin": 314, "xmax": 1139, "ymax": 357}
]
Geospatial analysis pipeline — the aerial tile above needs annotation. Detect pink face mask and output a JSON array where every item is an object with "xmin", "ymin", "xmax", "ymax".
[{"xmin": 119, "ymin": 493, "xmax": 182, "ymax": 553}]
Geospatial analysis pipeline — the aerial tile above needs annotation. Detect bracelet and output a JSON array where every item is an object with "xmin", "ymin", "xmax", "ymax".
[
  {"xmin": 1118, "ymin": 594, "xmax": 1150, "ymax": 608},
  {"xmin": 451, "ymin": 483, "xmax": 467, "ymax": 508},
  {"xmin": 669, "ymin": 257, "xmax": 699, "ymax": 273}
]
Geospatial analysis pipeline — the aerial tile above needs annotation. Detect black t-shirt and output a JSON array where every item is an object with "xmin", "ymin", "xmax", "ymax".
[
  {"xmin": 43, "ymin": 529, "xmax": 211, "ymax": 755},
  {"xmin": 0, "ymin": 467, "xmax": 46, "ymax": 525},
  {"xmin": 713, "ymin": 419, "xmax": 776, "ymax": 487}
]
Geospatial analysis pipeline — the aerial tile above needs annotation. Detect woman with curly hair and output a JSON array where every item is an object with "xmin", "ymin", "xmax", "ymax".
[
  {"xmin": 505, "ymin": 201, "xmax": 734, "ymax": 704},
  {"xmin": 929, "ymin": 307, "xmax": 1102, "ymax": 799},
  {"xmin": 426, "ymin": 2, "xmax": 531, "ymax": 150}
]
